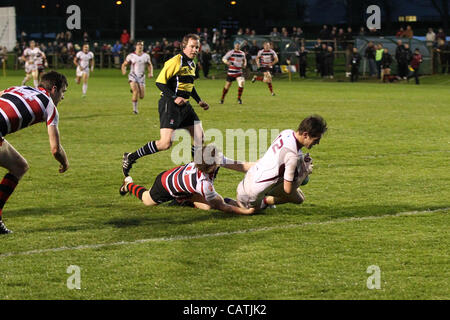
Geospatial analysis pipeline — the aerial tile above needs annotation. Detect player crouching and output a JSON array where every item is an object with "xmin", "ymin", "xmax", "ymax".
[
  {"xmin": 119, "ymin": 145, "xmax": 255, "ymax": 215},
  {"xmin": 223, "ymin": 115, "xmax": 327, "ymax": 212}
]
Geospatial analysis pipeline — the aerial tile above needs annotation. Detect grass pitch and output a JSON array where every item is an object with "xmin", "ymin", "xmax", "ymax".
[{"xmin": 0, "ymin": 69, "xmax": 448, "ymax": 299}]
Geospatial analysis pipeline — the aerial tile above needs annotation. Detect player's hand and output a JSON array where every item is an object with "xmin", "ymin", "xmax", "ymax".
[
  {"xmin": 174, "ymin": 97, "xmax": 187, "ymax": 106},
  {"xmin": 59, "ymin": 162, "xmax": 69, "ymax": 173},
  {"xmin": 148, "ymin": 74, "xmax": 153, "ymax": 78},
  {"xmin": 199, "ymin": 100, "xmax": 209, "ymax": 110},
  {"xmin": 244, "ymin": 207, "xmax": 256, "ymax": 215}
]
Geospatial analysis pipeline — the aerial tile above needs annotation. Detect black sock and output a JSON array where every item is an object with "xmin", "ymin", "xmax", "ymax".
[{"xmin": 129, "ymin": 141, "xmax": 158, "ymax": 161}]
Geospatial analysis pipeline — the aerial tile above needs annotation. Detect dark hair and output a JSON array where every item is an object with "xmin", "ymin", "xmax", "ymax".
[
  {"xmin": 194, "ymin": 144, "xmax": 220, "ymax": 174},
  {"xmin": 298, "ymin": 115, "xmax": 328, "ymax": 138},
  {"xmin": 181, "ymin": 34, "xmax": 200, "ymax": 49},
  {"xmin": 38, "ymin": 71, "xmax": 68, "ymax": 91}
]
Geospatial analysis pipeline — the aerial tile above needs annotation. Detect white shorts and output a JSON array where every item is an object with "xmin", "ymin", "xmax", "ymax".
[
  {"xmin": 25, "ymin": 63, "xmax": 37, "ymax": 74},
  {"xmin": 128, "ymin": 73, "xmax": 146, "ymax": 87},
  {"xmin": 76, "ymin": 66, "xmax": 90, "ymax": 78},
  {"xmin": 236, "ymin": 170, "xmax": 280, "ymax": 209}
]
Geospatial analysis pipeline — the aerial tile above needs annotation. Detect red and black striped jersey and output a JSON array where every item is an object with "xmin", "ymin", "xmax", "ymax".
[
  {"xmin": 0, "ymin": 86, "xmax": 59, "ymax": 138},
  {"xmin": 161, "ymin": 162, "xmax": 219, "ymax": 201},
  {"xmin": 257, "ymin": 49, "xmax": 278, "ymax": 67},
  {"xmin": 222, "ymin": 50, "xmax": 246, "ymax": 77}
]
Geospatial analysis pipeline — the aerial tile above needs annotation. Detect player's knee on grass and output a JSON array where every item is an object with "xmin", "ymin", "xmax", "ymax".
[{"xmin": 141, "ymin": 191, "xmax": 157, "ymax": 206}]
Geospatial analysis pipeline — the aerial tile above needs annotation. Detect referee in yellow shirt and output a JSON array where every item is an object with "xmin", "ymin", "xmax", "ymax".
[{"xmin": 122, "ymin": 34, "xmax": 210, "ymax": 177}]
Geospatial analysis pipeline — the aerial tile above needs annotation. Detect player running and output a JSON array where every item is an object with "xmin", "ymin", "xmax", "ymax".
[
  {"xmin": 122, "ymin": 34, "xmax": 209, "ymax": 177},
  {"xmin": 121, "ymin": 40, "xmax": 153, "ymax": 114},
  {"xmin": 21, "ymin": 40, "xmax": 46, "ymax": 88},
  {"xmin": 36, "ymin": 49, "xmax": 48, "ymax": 82},
  {"xmin": 119, "ymin": 145, "xmax": 254, "ymax": 215},
  {"xmin": 252, "ymin": 41, "xmax": 279, "ymax": 96},
  {"xmin": 73, "ymin": 44, "xmax": 94, "ymax": 97},
  {"xmin": 220, "ymin": 42, "xmax": 247, "ymax": 104},
  {"xmin": 224, "ymin": 115, "xmax": 327, "ymax": 212},
  {"xmin": 0, "ymin": 71, "xmax": 70, "ymax": 234}
]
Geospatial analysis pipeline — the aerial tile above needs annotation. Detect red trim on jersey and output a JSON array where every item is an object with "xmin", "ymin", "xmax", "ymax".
[
  {"xmin": 161, "ymin": 166, "xmax": 181, "ymax": 192},
  {"xmin": 184, "ymin": 174, "xmax": 196, "ymax": 193},
  {"xmin": 172, "ymin": 167, "xmax": 183, "ymax": 193},
  {"xmin": 0, "ymin": 100, "xmax": 19, "ymax": 132},
  {"xmin": 46, "ymin": 109, "xmax": 56, "ymax": 126},
  {"xmin": 200, "ymin": 181, "xmax": 205, "ymax": 197},
  {"xmin": 37, "ymin": 87, "xmax": 50, "ymax": 97}
]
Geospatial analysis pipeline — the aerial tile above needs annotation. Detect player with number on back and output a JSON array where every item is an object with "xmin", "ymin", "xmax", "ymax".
[
  {"xmin": 73, "ymin": 44, "xmax": 94, "ymax": 98},
  {"xmin": 220, "ymin": 42, "xmax": 247, "ymax": 104},
  {"xmin": 0, "ymin": 71, "xmax": 70, "ymax": 234},
  {"xmin": 223, "ymin": 115, "xmax": 327, "ymax": 212},
  {"xmin": 121, "ymin": 40, "xmax": 153, "ymax": 114}
]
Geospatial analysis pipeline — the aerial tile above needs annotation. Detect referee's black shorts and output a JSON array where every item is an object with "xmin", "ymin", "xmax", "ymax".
[{"xmin": 158, "ymin": 96, "xmax": 200, "ymax": 130}]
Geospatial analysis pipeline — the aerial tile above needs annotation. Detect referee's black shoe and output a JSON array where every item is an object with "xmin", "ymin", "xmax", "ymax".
[{"xmin": 0, "ymin": 220, "xmax": 12, "ymax": 234}]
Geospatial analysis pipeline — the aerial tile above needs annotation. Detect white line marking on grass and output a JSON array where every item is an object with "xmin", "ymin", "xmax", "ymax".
[{"xmin": 0, "ymin": 208, "xmax": 448, "ymax": 259}]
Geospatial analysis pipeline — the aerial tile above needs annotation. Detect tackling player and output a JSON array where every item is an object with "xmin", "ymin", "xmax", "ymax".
[
  {"xmin": 73, "ymin": 44, "xmax": 94, "ymax": 97},
  {"xmin": 252, "ymin": 41, "xmax": 279, "ymax": 96},
  {"xmin": 121, "ymin": 40, "xmax": 153, "ymax": 114},
  {"xmin": 21, "ymin": 40, "xmax": 46, "ymax": 88},
  {"xmin": 119, "ymin": 145, "xmax": 254, "ymax": 215},
  {"xmin": 220, "ymin": 42, "xmax": 247, "ymax": 104},
  {"xmin": 122, "ymin": 34, "xmax": 210, "ymax": 177},
  {"xmin": 223, "ymin": 115, "xmax": 327, "ymax": 211},
  {"xmin": 0, "ymin": 71, "xmax": 70, "ymax": 234}
]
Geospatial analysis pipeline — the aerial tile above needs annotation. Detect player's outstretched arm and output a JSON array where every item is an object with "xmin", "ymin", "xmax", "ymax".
[
  {"xmin": 208, "ymin": 195, "xmax": 255, "ymax": 215},
  {"xmin": 48, "ymin": 125, "xmax": 69, "ymax": 173},
  {"xmin": 73, "ymin": 56, "xmax": 78, "ymax": 66},
  {"xmin": 121, "ymin": 60, "xmax": 128, "ymax": 75},
  {"xmin": 221, "ymin": 159, "xmax": 255, "ymax": 173}
]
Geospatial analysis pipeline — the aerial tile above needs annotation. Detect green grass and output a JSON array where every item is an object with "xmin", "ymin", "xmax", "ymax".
[{"xmin": 0, "ymin": 69, "xmax": 449, "ymax": 299}]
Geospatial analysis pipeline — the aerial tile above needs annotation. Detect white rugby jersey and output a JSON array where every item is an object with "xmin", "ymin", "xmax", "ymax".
[
  {"xmin": 257, "ymin": 49, "xmax": 278, "ymax": 67},
  {"xmin": 0, "ymin": 86, "xmax": 58, "ymax": 138},
  {"xmin": 126, "ymin": 52, "xmax": 151, "ymax": 76},
  {"xmin": 161, "ymin": 162, "xmax": 219, "ymax": 202},
  {"xmin": 76, "ymin": 51, "xmax": 94, "ymax": 70},
  {"xmin": 23, "ymin": 47, "xmax": 44, "ymax": 65},
  {"xmin": 247, "ymin": 129, "xmax": 303, "ymax": 186},
  {"xmin": 222, "ymin": 49, "xmax": 246, "ymax": 77}
]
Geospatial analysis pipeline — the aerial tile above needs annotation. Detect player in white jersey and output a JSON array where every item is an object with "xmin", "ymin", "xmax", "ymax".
[
  {"xmin": 220, "ymin": 42, "xmax": 247, "ymax": 104},
  {"xmin": 223, "ymin": 115, "xmax": 327, "ymax": 212},
  {"xmin": 73, "ymin": 44, "xmax": 94, "ymax": 97},
  {"xmin": 21, "ymin": 40, "xmax": 46, "ymax": 88},
  {"xmin": 121, "ymin": 41, "xmax": 153, "ymax": 114},
  {"xmin": 252, "ymin": 41, "xmax": 279, "ymax": 96}
]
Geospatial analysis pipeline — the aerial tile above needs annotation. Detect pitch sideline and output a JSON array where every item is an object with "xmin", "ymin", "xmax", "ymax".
[{"xmin": 0, "ymin": 207, "xmax": 448, "ymax": 258}]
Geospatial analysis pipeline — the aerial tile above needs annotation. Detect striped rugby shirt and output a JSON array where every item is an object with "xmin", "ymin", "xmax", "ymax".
[
  {"xmin": 160, "ymin": 162, "xmax": 219, "ymax": 202},
  {"xmin": 0, "ymin": 86, "xmax": 58, "ymax": 138},
  {"xmin": 257, "ymin": 49, "xmax": 278, "ymax": 67},
  {"xmin": 222, "ymin": 49, "xmax": 246, "ymax": 77}
]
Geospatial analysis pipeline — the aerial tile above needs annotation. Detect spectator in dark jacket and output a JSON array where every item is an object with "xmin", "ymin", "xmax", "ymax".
[
  {"xmin": 349, "ymin": 47, "xmax": 361, "ymax": 82},
  {"xmin": 395, "ymin": 40, "xmax": 407, "ymax": 79},
  {"xmin": 407, "ymin": 48, "xmax": 423, "ymax": 84},
  {"xmin": 436, "ymin": 39, "xmax": 449, "ymax": 74},
  {"xmin": 296, "ymin": 46, "xmax": 308, "ymax": 78},
  {"xmin": 323, "ymin": 46, "xmax": 334, "ymax": 78},
  {"xmin": 365, "ymin": 41, "xmax": 377, "ymax": 77},
  {"xmin": 381, "ymin": 48, "xmax": 393, "ymax": 82}
]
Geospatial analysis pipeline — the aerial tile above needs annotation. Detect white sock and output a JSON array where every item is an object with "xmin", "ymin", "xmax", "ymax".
[
  {"xmin": 82, "ymin": 83, "xmax": 87, "ymax": 95},
  {"xmin": 33, "ymin": 79, "xmax": 39, "ymax": 87},
  {"xmin": 132, "ymin": 101, "xmax": 138, "ymax": 112}
]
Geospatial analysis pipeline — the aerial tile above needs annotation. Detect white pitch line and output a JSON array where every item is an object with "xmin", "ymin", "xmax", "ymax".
[{"xmin": 0, "ymin": 208, "xmax": 448, "ymax": 259}]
